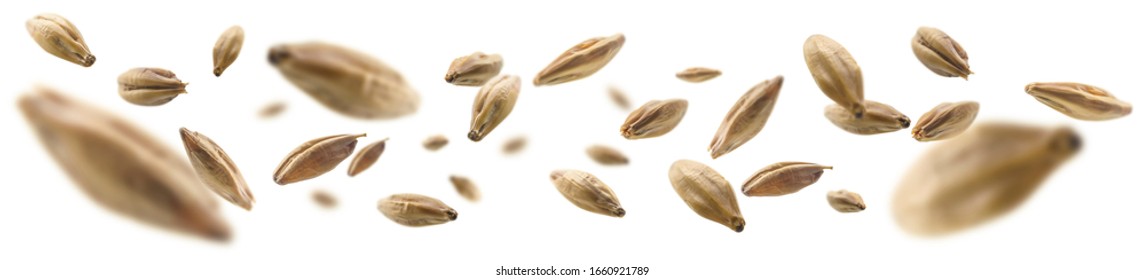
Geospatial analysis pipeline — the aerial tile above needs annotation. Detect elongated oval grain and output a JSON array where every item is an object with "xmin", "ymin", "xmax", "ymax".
[
  {"xmin": 893, "ymin": 122, "xmax": 1081, "ymax": 236},
  {"xmin": 586, "ymin": 145, "xmax": 629, "ymax": 165},
  {"xmin": 423, "ymin": 134, "xmax": 449, "ymax": 151},
  {"xmin": 19, "ymin": 87, "xmax": 229, "ymax": 241},
  {"xmin": 347, "ymin": 137, "xmax": 389, "ymax": 177},
  {"xmin": 534, "ymin": 33, "xmax": 626, "ymax": 86},
  {"xmin": 911, "ymin": 27, "xmax": 972, "ymax": 79},
  {"xmin": 117, "ymin": 67, "xmax": 188, "ymax": 106},
  {"xmin": 804, "ymin": 35, "xmax": 865, "ymax": 117},
  {"xmin": 377, "ymin": 194, "xmax": 458, "ymax": 227},
  {"xmin": 213, "ymin": 25, "xmax": 244, "ymax": 77},
  {"xmin": 827, "ymin": 190, "xmax": 866, "ymax": 213},
  {"xmin": 312, "ymin": 189, "xmax": 337, "ymax": 209},
  {"xmin": 502, "ymin": 135, "xmax": 527, "ymax": 155},
  {"xmin": 742, "ymin": 162, "xmax": 833, "ymax": 196},
  {"xmin": 607, "ymin": 85, "xmax": 632, "ymax": 110},
  {"xmin": 709, "ymin": 75, "xmax": 783, "ymax": 159},
  {"xmin": 26, "ymin": 13, "xmax": 95, "ymax": 67},
  {"xmin": 259, "ymin": 101, "xmax": 286, "ymax": 119},
  {"xmin": 550, "ymin": 170, "xmax": 625, "ymax": 217},
  {"xmin": 179, "ymin": 127, "xmax": 254, "ymax": 210},
  {"xmin": 469, "ymin": 75, "xmax": 522, "ymax": 141},
  {"xmin": 824, "ymin": 100, "xmax": 911, "ymax": 135},
  {"xmin": 273, "ymin": 133, "xmax": 365, "ymax": 185},
  {"xmin": 912, "ymin": 101, "xmax": 979, "ymax": 142},
  {"xmin": 268, "ymin": 42, "xmax": 420, "ymax": 119},
  {"xmin": 444, "ymin": 52, "xmax": 503, "ymax": 86},
  {"xmin": 621, "ymin": 99, "xmax": 688, "ymax": 140},
  {"xmin": 1025, "ymin": 82, "xmax": 1133, "ymax": 121},
  {"xmin": 668, "ymin": 159, "xmax": 745, "ymax": 232},
  {"xmin": 676, "ymin": 67, "xmax": 722, "ymax": 83},
  {"xmin": 450, "ymin": 175, "xmax": 481, "ymax": 202}
]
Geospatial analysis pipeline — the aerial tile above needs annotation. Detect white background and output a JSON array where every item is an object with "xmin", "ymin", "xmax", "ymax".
[{"xmin": 2, "ymin": 1, "xmax": 1143, "ymax": 279}]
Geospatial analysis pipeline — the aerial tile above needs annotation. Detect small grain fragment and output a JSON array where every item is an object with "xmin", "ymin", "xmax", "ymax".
[
  {"xmin": 502, "ymin": 135, "xmax": 527, "ymax": 155},
  {"xmin": 312, "ymin": 189, "xmax": 337, "ymax": 209},
  {"xmin": 676, "ymin": 67, "xmax": 722, "ymax": 83},
  {"xmin": 449, "ymin": 175, "xmax": 481, "ymax": 202},
  {"xmin": 347, "ymin": 137, "xmax": 389, "ymax": 177},
  {"xmin": 259, "ymin": 101, "xmax": 287, "ymax": 119},
  {"xmin": 607, "ymin": 86, "xmax": 632, "ymax": 110},
  {"xmin": 423, "ymin": 134, "xmax": 449, "ymax": 151},
  {"xmin": 586, "ymin": 145, "xmax": 629, "ymax": 165}
]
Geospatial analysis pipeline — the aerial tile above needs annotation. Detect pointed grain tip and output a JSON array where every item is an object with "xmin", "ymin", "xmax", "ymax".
[
  {"xmin": 613, "ymin": 208, "xmax": 626, "ymax": 217},
  {"xmin": 203, "ymin": 226, "xmax": 232, "ymax": 243},
  {"xmin": 710, "ymin": 150, "xmax": 723, "ymax": 160}
]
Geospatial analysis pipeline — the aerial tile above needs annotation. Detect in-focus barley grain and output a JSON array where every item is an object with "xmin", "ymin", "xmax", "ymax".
[
  {"xmin": 621, "ymin": 99, "xmax": 688, "ymax": 140},
  {"xmin": 117, "ymin": 68, "xmax": 188, "ymax": 106},
  {"xmin": 273, "ymin": 133, "xmax": 364, "ymax": 185},
  {"xmin": 445, "ymin": 52, "xmax": 503, "ymax": 86},
  {"xmin": 213, "ymin": 25, "xmax": 244, "ymax": 77},
  {"xmin": 377, "ymin": 194, "xmax": 458, "ymax": 227},
  {"xmin": 668, "ymin": 159, "xmax": 745, "ymax": 232},
  {"xmin": 742, "ymin": 162, "xmax": 832, "ymax": 197},
  {"xmin": 180, "ymin": 127, "xmax": 254, "ymax": 210},
  {"xmin": 26, "ymin": 13, "xmax": 95, "ymax": 67},
  {"xmin": 1025, "ymin": 82, "xmax": 1132, "ymax": 121},
  {"xmin": 534, "ymin": 33, "xmax": 626, "ymax": 86},
  {"xmin": 912, "ymin": 101, "xmax": 979, "ymax": 142},
  {"xmin": 550, "ymin": 170, "xmax": 625, "ymax": 217}
]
